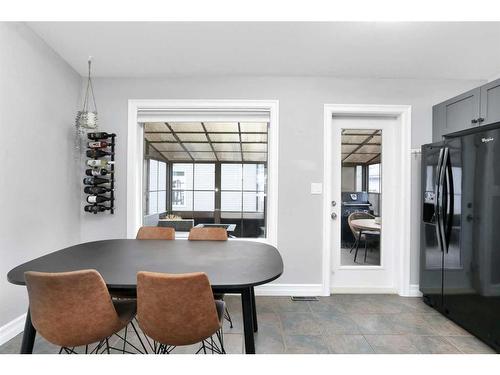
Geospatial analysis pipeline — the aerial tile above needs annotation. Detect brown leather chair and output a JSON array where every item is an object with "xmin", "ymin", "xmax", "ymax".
[
  {"xmin": 187, "ymin": 227, "xmax": 233, "ymax": 328},
  {"xmin": 137, "ymin": 271, "xmax": 225, "ymax": 354},
  {"xmin": 24, "ymin": 270, "xmax": 136, "ymax": 354},
  {"xmin": 136, "ymin": 226, "xmax": 175, "ymax": 240},
  {"xmin": 188, "ymin": 227, "xmax": 228, "ymax": 241}
]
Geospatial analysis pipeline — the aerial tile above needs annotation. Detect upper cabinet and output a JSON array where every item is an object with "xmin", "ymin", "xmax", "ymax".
[
  {"xmin": 480, "ymin": 80, "xmax": 500, "ymax": 125},
  {"xmin": 433, "ymin": 88, "xmax": 480, "ymax": 141},
  {"xmin": 432, "ymin": 78, "xmax": 500, "ymax": 142}
]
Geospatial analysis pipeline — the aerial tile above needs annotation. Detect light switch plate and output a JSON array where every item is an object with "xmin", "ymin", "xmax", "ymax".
[{"xmin": 310, "ymin": 182, "xmax": 323, "ymax": 195}]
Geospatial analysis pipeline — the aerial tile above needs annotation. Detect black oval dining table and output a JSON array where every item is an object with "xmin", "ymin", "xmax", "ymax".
[{"xmin": 7, "ymin": 239, "xmax": 284, "ymax": 354}]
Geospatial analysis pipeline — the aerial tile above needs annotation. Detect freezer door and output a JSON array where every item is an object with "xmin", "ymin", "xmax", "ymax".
[
  {"xmin": 443, "ymin": 128, "xmax": 500, "ymax": 352},
  {"xmin": 420, "ymin": 143, "xmax": 444, "ymax": 309}
]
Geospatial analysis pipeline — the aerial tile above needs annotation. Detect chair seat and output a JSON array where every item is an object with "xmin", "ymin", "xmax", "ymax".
[
  {"xmin": 113, "ymin": 299, "xmax": 137, "ymax": 325},
  {"xmin": 215, "ymin": 300, "xmax": 225, "ymax": 326}
]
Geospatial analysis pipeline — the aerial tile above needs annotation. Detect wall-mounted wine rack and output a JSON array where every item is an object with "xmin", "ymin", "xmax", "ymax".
[{"xmin": 83, "ymin": 132, "xmax": 116, "ymax": 214}]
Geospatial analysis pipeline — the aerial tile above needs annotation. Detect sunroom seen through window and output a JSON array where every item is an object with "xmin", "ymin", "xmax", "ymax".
[{"xmin": 143, "ymin": 121, "xmax": 268, "ymax": 238}]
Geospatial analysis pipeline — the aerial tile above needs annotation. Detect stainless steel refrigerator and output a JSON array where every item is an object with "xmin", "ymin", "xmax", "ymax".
[{"xmin": 421, "ymin": 121, "xmax": 500, "ymax": 352}]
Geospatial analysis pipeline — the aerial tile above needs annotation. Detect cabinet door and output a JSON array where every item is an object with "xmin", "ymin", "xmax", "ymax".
[
  {"xmin": 432, "ymin": 88, "xmax": 480, "ymax": 142},
  {"xmin": 480, "ymin": 79, "xmax": 500, "ymax": 125}
]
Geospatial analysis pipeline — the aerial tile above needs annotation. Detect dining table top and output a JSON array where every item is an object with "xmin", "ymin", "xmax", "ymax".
[
  {"xmin": 350, "ymin": 218, "xmax": 381, "ymax": 232},
  {"xmin": 7, "ymin": 239, "xmax": 284, "ymax": 291}
]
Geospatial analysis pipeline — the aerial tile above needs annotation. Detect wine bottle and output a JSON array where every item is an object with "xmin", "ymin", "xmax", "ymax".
[
  {"xmin": 88, "ymin": 141, "xmax": 112, "ymax": 148},
  {"xmin": 84, "ymin": 205, "xmax": 108, "ymax": 214},
  {"xmin": 84, "ymin": 186, "xmax": 113, "ymax": 195},
  {"xmin": 86, "ymin": 195, "xmax": 113, "ymax": 204},
  {"xmin": 87, "ymin": 132, "xmax": 115, "ymax": 140},
  {"xmin": 87, "ymin": 159, "xmax": 115, "ymax": 167},
  {"xmin": 83, "ymin": 176, "xmax": 109, "ymax": 185},
  {"xmin": 86, "ymin": 149, "xmax": 113, "ymax": 158},
  {"xmin": 85, "ymin": 168, "xmax": 113, "ymax": 177}
]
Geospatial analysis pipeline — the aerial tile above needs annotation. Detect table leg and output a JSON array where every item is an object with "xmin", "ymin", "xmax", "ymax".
[
  {"xmin": 20, "ymin": 308, "xmax": 36, "ymax": 354},
  {"xmin": 241, "ymin": 288, "xmax": 255, "ymax": 354},
  {"xmin": 353, "ymin": 231, "xmax": 363, "ymax": 263},
  {"xmin": 250, "ymin": 286, "xmax": 258, "ymax": 332}
]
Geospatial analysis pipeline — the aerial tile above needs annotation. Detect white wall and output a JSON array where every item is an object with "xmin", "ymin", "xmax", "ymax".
[
  {"xmin": 0, "ymin": 23, "xmax": 81, "ymax": 330},
  {"xmin": 81, "ymin": 76, "xmax": 485, "ymax": 287}
]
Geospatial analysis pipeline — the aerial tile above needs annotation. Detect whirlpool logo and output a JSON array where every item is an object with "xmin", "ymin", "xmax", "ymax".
[{"xmin": 481, "ymin": 137, "xmax": 494, "ymax": 143}]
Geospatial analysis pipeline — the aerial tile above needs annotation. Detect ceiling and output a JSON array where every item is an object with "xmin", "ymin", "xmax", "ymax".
[
  {"xmin": 28, "ymin": 22, "xmax": 500, "ymax": 80},
  {"xmin": 144, "ymin": 121, "xmax": 268, "ymax": 162},
  {"xmin": 342, "ymin": 129, "xmax": 381, "ymax": 165}
]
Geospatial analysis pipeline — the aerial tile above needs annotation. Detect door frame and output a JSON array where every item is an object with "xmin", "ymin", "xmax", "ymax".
[
  {"xmin": 322, "ymin": 104, "xmax": 412, "ymax": 296},
  {"xmin": 127, "ymin": 99, "xmax": 279, "ymax": 246}
]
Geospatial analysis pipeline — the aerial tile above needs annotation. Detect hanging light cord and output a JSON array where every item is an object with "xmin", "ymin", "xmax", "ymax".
[{"xmin": 82, "ymin": 58, "xmax": 98, "ymax": 113}]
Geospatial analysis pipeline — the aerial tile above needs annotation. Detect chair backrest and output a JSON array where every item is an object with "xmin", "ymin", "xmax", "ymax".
[
  {"xmin": 136, "ymin": 226, "xmax": 175, "ymax": 240},
  {"xmin": 24, "ymin": 269, "xmax": 122, "ymax": 348},
  {"xmin": 188, "ymin": 227, "xmax": 228, "ymax": 241},
  {"xmin": 137, "ymin": 271, "xmax": 220, "ymax": 346},
  {"xmin": 347, "ymin": 211, "xmax": 375, "ymax": 236}
]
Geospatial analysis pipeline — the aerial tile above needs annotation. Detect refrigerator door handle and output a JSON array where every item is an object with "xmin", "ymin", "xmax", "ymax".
[
  {"xmin": 435, "ymin": 148, "xmax": 445, "ymax": 252},
  {"xmin": 438, "ymin": 147, "xmax": 449, "ymax": 253},
  {"xmin": 444, "ymin": 148, "xmax": 454, "ymax": 253}
]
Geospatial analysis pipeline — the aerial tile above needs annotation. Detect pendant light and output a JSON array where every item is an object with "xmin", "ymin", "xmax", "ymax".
[{"xmin": 76, "ymin": 57, "xmax": 98, "ymax": 129}]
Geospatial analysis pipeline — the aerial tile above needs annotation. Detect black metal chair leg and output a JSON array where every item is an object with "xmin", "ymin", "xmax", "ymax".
[
  {"xmin": 130, "ymin": 321, "xmax": 149, "ymax": 354},
  {"xmin": 349, "ymin": 237, "xmax": 359, "ymax": 253},
  {"xmin": 216, "ymin": 329, "xmax": 226, "ymax": 354},
  {"xmin": 364, "ymin": 238, "xmax": 368, "ymax": 262},
  {"xmin": 122, "ymin": 325, "xmax": 128, "ymax": 354},
  {"xmin": 224, "ymin": 307, "xmax": 233, "ymax": 328}
]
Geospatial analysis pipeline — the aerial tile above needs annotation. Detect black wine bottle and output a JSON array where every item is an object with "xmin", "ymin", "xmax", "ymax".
[
  {"xmin": 85, "ymin": 168, "xmax": 112, "ymax": 176},
  {"xmin": 84, "ymin": 186, "xmax": 113, "ymax": 195},
  {"xmin": 83, "ymin": 176, "xmax": 109, "ymax": 185},
  {"xmin": 87, "ymin": 195, "xmax": 113, "ymax": 204},
  {"xmin": 84, "ymin": 205, "xmax": 108, "ymax": 214},
  {"xmin": 88, "ymin": 141, "xmax": 112, "ymax": 148},
  {"xmin": 87, "ymin": 132, "xmax": 115, "ymax": 140},
  {"xmin": 86, "ymin": 149, "xmax": 113, "ymax": 158}
]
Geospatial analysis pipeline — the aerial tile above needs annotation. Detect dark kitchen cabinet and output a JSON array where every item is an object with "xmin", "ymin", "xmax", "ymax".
[
  {"xmin": 432, "ymin": 88, "xmax": 480, "ymax": 142},
  {"xmin": 432, "ymin": 78, "xmax": 500, "ymax": 142},
  {"xmin": 480, "ymin": 79, "xmax": 500, "ymax": 125}
]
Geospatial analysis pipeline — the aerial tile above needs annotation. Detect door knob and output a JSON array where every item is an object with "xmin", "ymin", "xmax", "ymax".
[{"xmin": 331, "ymin": 212, "xmax": 337, "ymax": 220}]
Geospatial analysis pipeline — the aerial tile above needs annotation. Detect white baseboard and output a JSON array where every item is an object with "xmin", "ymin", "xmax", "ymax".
[
  {"xmin": 408, "ymin": 284, "xmax": 422, "ymax": 297},
  {"xmin": 330, "ymin": 284, "xmax": 422, "ymax": 297},
  {"xmin": 0, "ymin": 313, "xmax": 26, "ymax": 346},
  {"xmin": 254, "ymin": 283, "xmax": 422, "ymax": 297},
  {"xmin": 255, "ymin": 283, "xmax": 323, "ymax": 296},
  {"xmin": 330, "ymin": 286, "xmax": 397, "ymax": 294}
]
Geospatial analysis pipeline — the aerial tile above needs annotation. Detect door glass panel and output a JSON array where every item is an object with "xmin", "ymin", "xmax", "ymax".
[{"xmin": 341, "ymin": 129, "xmax": 382, "ymax": 266}]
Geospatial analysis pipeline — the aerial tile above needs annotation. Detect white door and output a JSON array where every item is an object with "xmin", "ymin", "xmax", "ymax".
[{"xmin": 330, "ymin": 115, "xmax": 400, "ymax": 292}]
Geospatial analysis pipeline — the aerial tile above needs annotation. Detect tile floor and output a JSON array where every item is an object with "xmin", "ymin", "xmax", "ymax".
[{"xmin": 0, "ymin": 295, "xmax": 495, "ymax": 354}]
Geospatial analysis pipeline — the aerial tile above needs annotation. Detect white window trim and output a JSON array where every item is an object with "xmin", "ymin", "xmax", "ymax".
[{"xmin": 127, "ymin": 99, "xmax": 279, "ymax": 247}]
